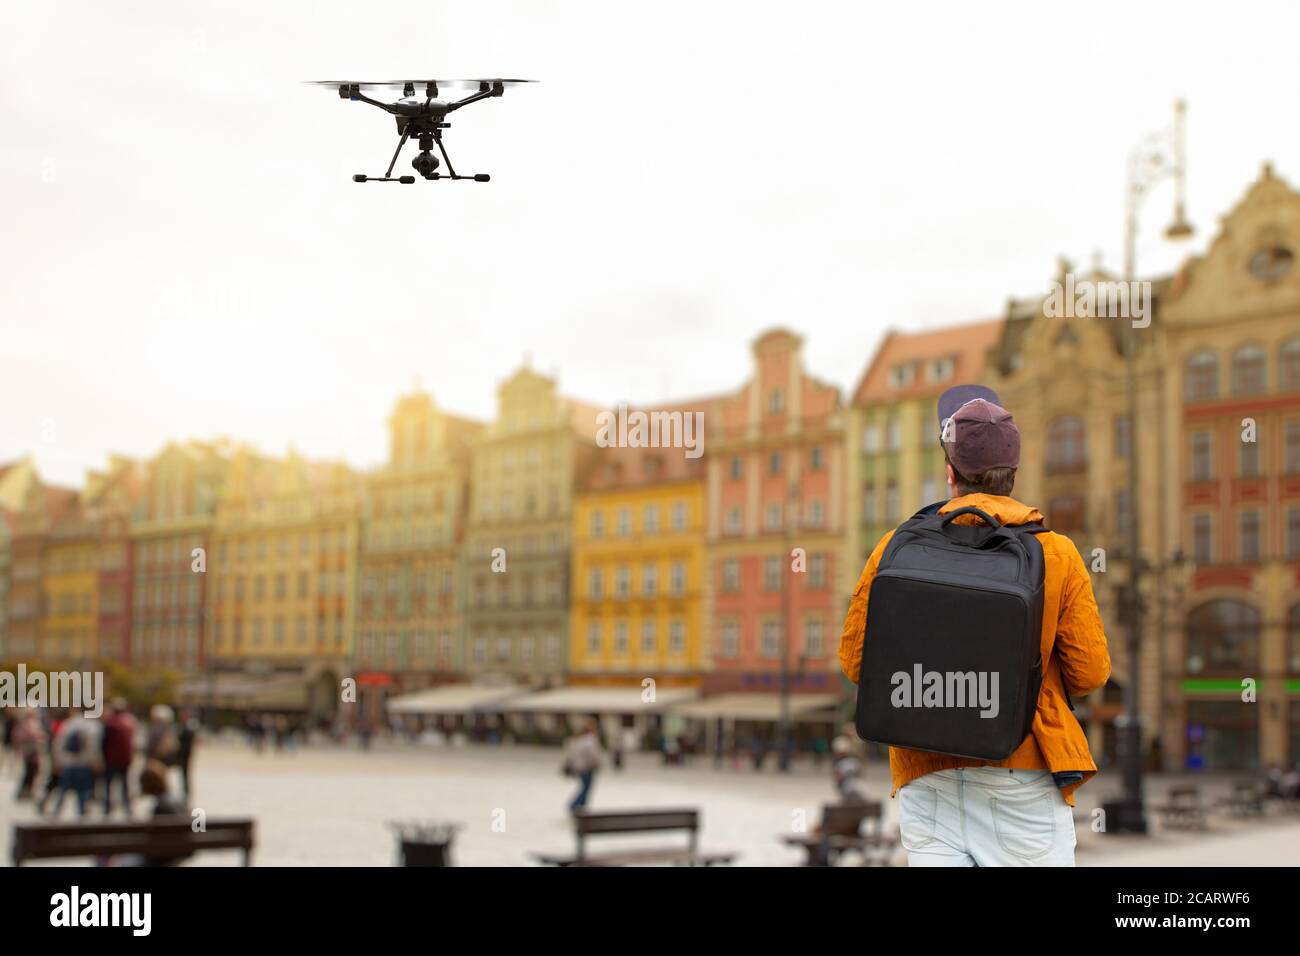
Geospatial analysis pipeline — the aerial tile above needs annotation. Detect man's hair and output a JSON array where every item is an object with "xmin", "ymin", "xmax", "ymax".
[{"xmin": 945, "ymin": 451, "xmax": 1017, "ymax": 496}]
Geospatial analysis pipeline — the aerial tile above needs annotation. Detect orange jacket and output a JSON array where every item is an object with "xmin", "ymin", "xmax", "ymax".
[{"xmin": 838, "ymin": 494, "xmax": 1111, "ymax": 806}]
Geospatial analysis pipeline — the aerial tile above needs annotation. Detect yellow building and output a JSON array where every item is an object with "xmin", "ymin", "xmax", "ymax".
[
  {"xmin": 570, "ymin": 422, "xmax": 710, "ymax": 684},
  {"xmin": 40, "ymin": 494, "xmax": 99, "ymax": 664},
  {"xmin": 207, "ymin": 447, "xmax": 360, "ymax": 715}
]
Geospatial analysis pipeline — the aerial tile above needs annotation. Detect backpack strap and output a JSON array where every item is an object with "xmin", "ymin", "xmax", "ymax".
[{"xmin": 1008, "ymin": 521, "xmax": 1076, "ymax": 711}]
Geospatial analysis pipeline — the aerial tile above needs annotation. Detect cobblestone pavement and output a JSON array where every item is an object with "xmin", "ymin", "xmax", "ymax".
[{"xmin": 1, "ymin": 740, "xmax": 1296, "ymax": 866}]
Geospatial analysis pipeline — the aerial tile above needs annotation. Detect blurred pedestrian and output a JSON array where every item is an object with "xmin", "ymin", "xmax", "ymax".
[
  {"xmin": 12, "ymin": 710, "xmax": 46, "ymax": 800},
  {"xmin": 36, "ymin": 709, "xmax": 68, "ymax": 813},
  {"xmin": 48, "ymin": 711, "xmax": 104, "ymax": 818},
  {"xmin": 564, "ymin": 719, "xmax": 604, "ymax": 813},
  {"xmin": 145, "ymin": 705, "xmax": 180, "ymax": 765},
  {"xmin": 101, "ymin": 697, "xmax": 138, "ymax": 817},
  {"xmin": 176, "ymin": 709, "xmax": 199, "ymax": 799},
  {"xmin": 137, "ymin": 759, "xmax": 193, "ymax": 867},
  {"xmin": 0, "ymin": 711, "xmax": 15, "ymax": 776}
]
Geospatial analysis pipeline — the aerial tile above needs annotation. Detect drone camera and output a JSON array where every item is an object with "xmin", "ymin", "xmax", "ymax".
[
  {"xmin": 398, "ymin": 176, "xmax": 415, "ymax": 185},
  {"xmin": 474, "ymin": 174, "xmax": 491, "ymax": 182},
  {"xmin": 412, "ymin": 150, "xmax": 441, "ymax": 179}
]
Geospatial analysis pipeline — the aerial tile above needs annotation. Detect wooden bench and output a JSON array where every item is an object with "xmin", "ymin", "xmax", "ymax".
[
  {"xmin": 782, "ymin": 801, "xmax": 899, "ymax": 866},
  {"xmin": 13, "ymin": 818, "xmax": 255, "ymax": 866},
  {"xmin": 1215, "ymin": 780, "xmax": 1266, "ymax": 819},
  {"xmin": 1153, "ymin": 786, "xmax": 1207, "ymax": 831},
  {"xmin": 533, "ymin": 808, "xmax": 737, "ymax": 867}
]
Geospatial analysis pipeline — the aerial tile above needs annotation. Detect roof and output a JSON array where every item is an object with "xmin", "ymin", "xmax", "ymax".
[
  {"xmin": 501, "ymin": 684, "xmax": 699, "ymax": 714},
  {"xmin": 580, "ymin": 400, "xmax": 714, "ymax": 492},
  {"xmin": 386, "ymin": 683, "xmax": 528, "ymax": 715},
  {"xmin": 670, "ymin": 693, "xmax": 840, "ymax": 722},
  {"xmin": 851, "ymin": 317, "xmax": 1004, "ymax": 406}
]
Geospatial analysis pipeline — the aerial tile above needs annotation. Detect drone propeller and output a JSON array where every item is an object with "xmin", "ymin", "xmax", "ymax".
[{"xmin": 307, "ymin": 79, "xmax": 535, "ymax": 91}]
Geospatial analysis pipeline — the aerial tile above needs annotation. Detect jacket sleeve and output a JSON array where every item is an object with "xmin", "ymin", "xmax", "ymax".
[
  {"xmin": 1053, "ymin": 541, "xmax": 1112, "ymax": 696},
  {"xmin": 837, "ymin": 531, "xmax": 894, "ymax": 685}
]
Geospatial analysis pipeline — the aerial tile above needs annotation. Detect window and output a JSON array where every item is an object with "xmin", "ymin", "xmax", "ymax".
[
  {"xmin": 615, "ymin": 566, "xmax": 630, "ymax": 598},
  {"xmin": 768, "ymin": 388, "xmax": 784, "ymax": 414},
  {"xmin": 928, "ymin": 357, "xmax": 954, "ymax": 383},
  {"xmin": 889, "ymin": 363, "xmax": 915, "ymax": 389},
  {"xmin": 764, "ymin": 503, "xmax": 782, "ymax": 531},
  {"xmin": 641, "ymin": 621, "xmax": 656, "ymax": 654},
  {"xmin": 1289, "ymin": 508, "xmax": 1300, "ymax": 560},
  {"xmin": 669, "ymin": 620, "xmax": 685, "ymax": 654},
  {"xmin": 473, "ymin": 638, "xmax": 487, "ymax": 663},
  {"xmin": 298, "ymin": 571, "xmax": 309, "ymax": 598},
  {"xmin": 761, "ymin": 620, "xmax": 781, "ymax": 658},
  {"xmin": 495, "ymin": 637, "xmax": 511, "ymax": 663},
  {"xmin": 726, "ymin": 507, "xmax": 742, "ymax": 534},
  {"xmin": 810, "ymin": 446, "xmax": 824, "ymax": 470},
  {"xmin": 1116, "ymin": 489, "xmax": 1132, "ymax": 537},
  {"xmin": 671, "ymin": 501, "xmax": 687, "ymax": 531},
  {"xmin": 806, "ymin": 500, "xmax": 824, "ymax": 527},
  {"xmin": 670, "ymin": 561, "xmax": 686, "ymax": 595},
  {"xmin": 804, "ymin": 618, "xmax": 825, "ymax": 657},
  {"xmin": 643, "ymin": 505, "xmax": 660, "ymax": 535},
  {"xmin": 1231, "ymin": 344, "xmax": 1268, "ymax": 396},
  {"xmin": 1287, "ymin": 421, "xmax": 1300, "ymax": 474},
  {"xmin": 809, "ymin": 554, "xmax": 826, "ymax": 589},
  {"xmin": 1186, "ymin": 600, "xmax": 1260, "ymax": 674},
  {"xmin": 768, "ymin": 452, "xmax": 782, "ymax": 476},
  {"xmin": 616, "ymin": 508, "xmax": 631, "ymax": 537},
  {"xmin": 719, "ymin": 620, "xmax": 739, "ymax": 658},
  {"xmin": 1280, "ymin": 339, "xmax": 1300, "ymax": 390},
  {"xmin": 1240, "ymin": 438, "xmax": 1261, "ymax": 478},
  {"xmin": 1191, "ymin": 431, "xmax": 1214, "ymax": 481},
  {"xmin": 862, "ymin": 486, "xmax": 875, "ymax": 523},
  {"xmin": 1114, "ymin": 415, "xmax": 1132, "ymax": 459},
  {"xmin": 587, "ymin": 622, "xmax": 601, "ymax": 654},
  {"xmin": 1185, "ymin": 350, "xmax": 1219, "ymax": 401},
  {"xmin": 589, "ymin": 568, "xmax": 603, "ymax": 598},
  {"xmin": 884, "ymin": 482, "xmax": 899, "ymax": 524},
  {"xmin": 1192, "ymin": 513, "xmax": 1215, "ymax": 563},
  {"xmin": 863, "ymin": 426, "xmax": 880, "ymax": 454},
  {"xmin": 613, "ymin": 621, "xmax": 628, "ymax": 654},
  {"xmin": 642, "ymin": 564, "xmax": 658, "ymax": 597},
  {"xmin": 590, "ymin": 511, "xmax": 604, "ymax": 538},
  {"xmin": 1240, "ymin": 510, "xmax": 1262, "ymax": 563},
  {"xmin": 722, "ymin": 559, "xmax": 740, "ymax": 592},
  {"xmin": 1047, "ymin": 417, "xmax": 1087, "ymax": 472},
  {"xmin": 729, "ymin": 457, "xmax": 743, "ymax": 480},
  {"xmin": 764, "ymin": 556, "xmax": 782, "ymax": 591},
  {"xmin": 1049, "ymin": 496, "xmax": 1085, "ymax": 533},
  {"xmin": 886, "ymin": 418, "xmax": 901, "ymax": 452},
  {"xmin": 296, "ymin": 616, "xmax": 307, "ymax": 646},
  {"xmin": 920, "ymin": 476, "xmax": 941, "ymax": 507}
]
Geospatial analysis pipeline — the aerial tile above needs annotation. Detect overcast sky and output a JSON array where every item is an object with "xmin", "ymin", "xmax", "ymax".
[{"xmin": 3, "ymin": 0, "xmax": 1299, "ymax": 486}]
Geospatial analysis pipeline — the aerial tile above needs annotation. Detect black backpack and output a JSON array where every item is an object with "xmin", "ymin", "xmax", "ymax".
[{"xmin": 854, "ymin": 505, "xmax": 1047, "ymax": 761}]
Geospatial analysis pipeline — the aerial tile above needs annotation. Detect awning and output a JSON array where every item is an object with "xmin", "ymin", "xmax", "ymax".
[
  {"xmin": 502, "ymin": 685, "xmax": 698, "ymax": 715},
  {"xmin": 178, "ymin": 675, "xmax": 307, "ymax": 711},
  {"xmin": 386, "ymin": 683, "xmax": 527, "ymax": 715},
  {"xmin": 670, "ymin": 693, "xmax": 841, "ymax": 722}
]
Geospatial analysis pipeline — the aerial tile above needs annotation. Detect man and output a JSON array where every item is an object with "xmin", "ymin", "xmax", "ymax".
[
  {"xmin": 48, "ymin": 711, "xmax": 104, "ymax": 819},
  {"xmin": 839, "ymin": 385, "xmax": 1110, "ymax": 866},
  {"xmin": 564, "ymin": 719, "xmax": 604, "ymax": 813},
  {"xmin": 101, "ymin": 698, "xmax": 139, "ymax": 816}
]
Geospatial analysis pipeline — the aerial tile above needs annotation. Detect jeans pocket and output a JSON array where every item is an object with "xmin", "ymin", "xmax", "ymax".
[
  {"xmin": 898, "ymin": 784, "xmax": 939, "ymax": 850},
  {"xmin": 991, "ymin": 791, "xmax": 1057, "ymax": 860}
]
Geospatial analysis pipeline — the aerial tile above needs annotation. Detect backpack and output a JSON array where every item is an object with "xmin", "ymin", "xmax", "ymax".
[
  {"xmin": 854, "ymin": 505, "xmax": 1047, "ymax": 761},
  {"xmin": 64, "ymin": 728, "xmax": 84, "ymax": 756}
]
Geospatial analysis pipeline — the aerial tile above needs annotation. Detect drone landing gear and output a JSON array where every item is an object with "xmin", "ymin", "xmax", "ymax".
[{"xmin": 352, "ymin": 130, "xmax": 490, "ymax": 183}]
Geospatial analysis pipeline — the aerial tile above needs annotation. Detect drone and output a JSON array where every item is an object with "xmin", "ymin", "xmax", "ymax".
[{"xmin": 309, "ymin": 78, "xmax": 533, "ymax": 183}]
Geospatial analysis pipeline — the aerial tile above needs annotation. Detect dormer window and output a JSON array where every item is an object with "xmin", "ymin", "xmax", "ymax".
[
  {"xmin": 927, "ymin": 357, "xmax": 954, "ymax": 383},
  {"xmin": 889, "ymin": 363, "xmax": 916, "ymax": 388}
]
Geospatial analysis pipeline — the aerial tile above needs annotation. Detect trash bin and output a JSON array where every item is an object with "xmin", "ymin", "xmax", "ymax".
[{"xmin": 389, "ymin": 821, "xmax": 461, "ymax": 867}]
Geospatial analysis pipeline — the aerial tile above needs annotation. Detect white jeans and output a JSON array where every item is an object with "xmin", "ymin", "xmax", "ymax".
[{"xmin": 897, "ymin": 767, "xmax": 1076, "ymax": 867}]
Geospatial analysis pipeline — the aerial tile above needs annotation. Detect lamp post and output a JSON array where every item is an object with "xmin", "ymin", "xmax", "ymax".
[{"xmin": 1108, "ymin": 100, "xmax": 1193, "ymax": 834}]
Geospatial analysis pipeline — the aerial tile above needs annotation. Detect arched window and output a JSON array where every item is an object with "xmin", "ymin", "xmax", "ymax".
[
  {"xmin": 1289, "ymin": 604, "xmax": 1300, "ymax": 673},
  {"xmin": 1279, "ymin": 338, "xmax": 1300, "ymax": 391},
  {"xmin": 1186, "ymin": 600, "xmax": 1260, "ymax": 674},
  {"xmin": 1047, "ymin": 417, "xmax": 1087, "ymax": 472},
  {"xmin": 1048, "ymin": 495, "xmax": 1086, "ymax": 533},
  {"xmin": 1184, "ymin": 350, "xmax": 1219, "ymax": 401},
  {"xmin": 1231, "ymin": 344, "xmax": 1268, "ymax": 396}
]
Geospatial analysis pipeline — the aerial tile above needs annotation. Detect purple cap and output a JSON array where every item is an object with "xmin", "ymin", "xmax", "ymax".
[
  {"xmin": 941, "ymin": 398, "xmax": 1021, "ymax": 477},
  {"xmin": 937, "ymin": 384, "xmax": 1001, "ymax": 437}
]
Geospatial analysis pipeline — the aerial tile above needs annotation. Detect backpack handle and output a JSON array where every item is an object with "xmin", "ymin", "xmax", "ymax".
[{"xmin": 939, "ymin": 506, "xmax": 1002, "ymax": 530}]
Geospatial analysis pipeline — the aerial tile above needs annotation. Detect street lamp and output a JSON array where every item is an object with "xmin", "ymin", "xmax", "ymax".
[{"xmin": 1107, "ymin": 99, "xmax": 1194, "ymax": 835}]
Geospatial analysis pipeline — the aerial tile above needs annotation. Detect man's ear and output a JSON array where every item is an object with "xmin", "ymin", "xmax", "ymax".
[{"xmin": 945, "ymin": 462, "xmax": 958, "ymax": 497}]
